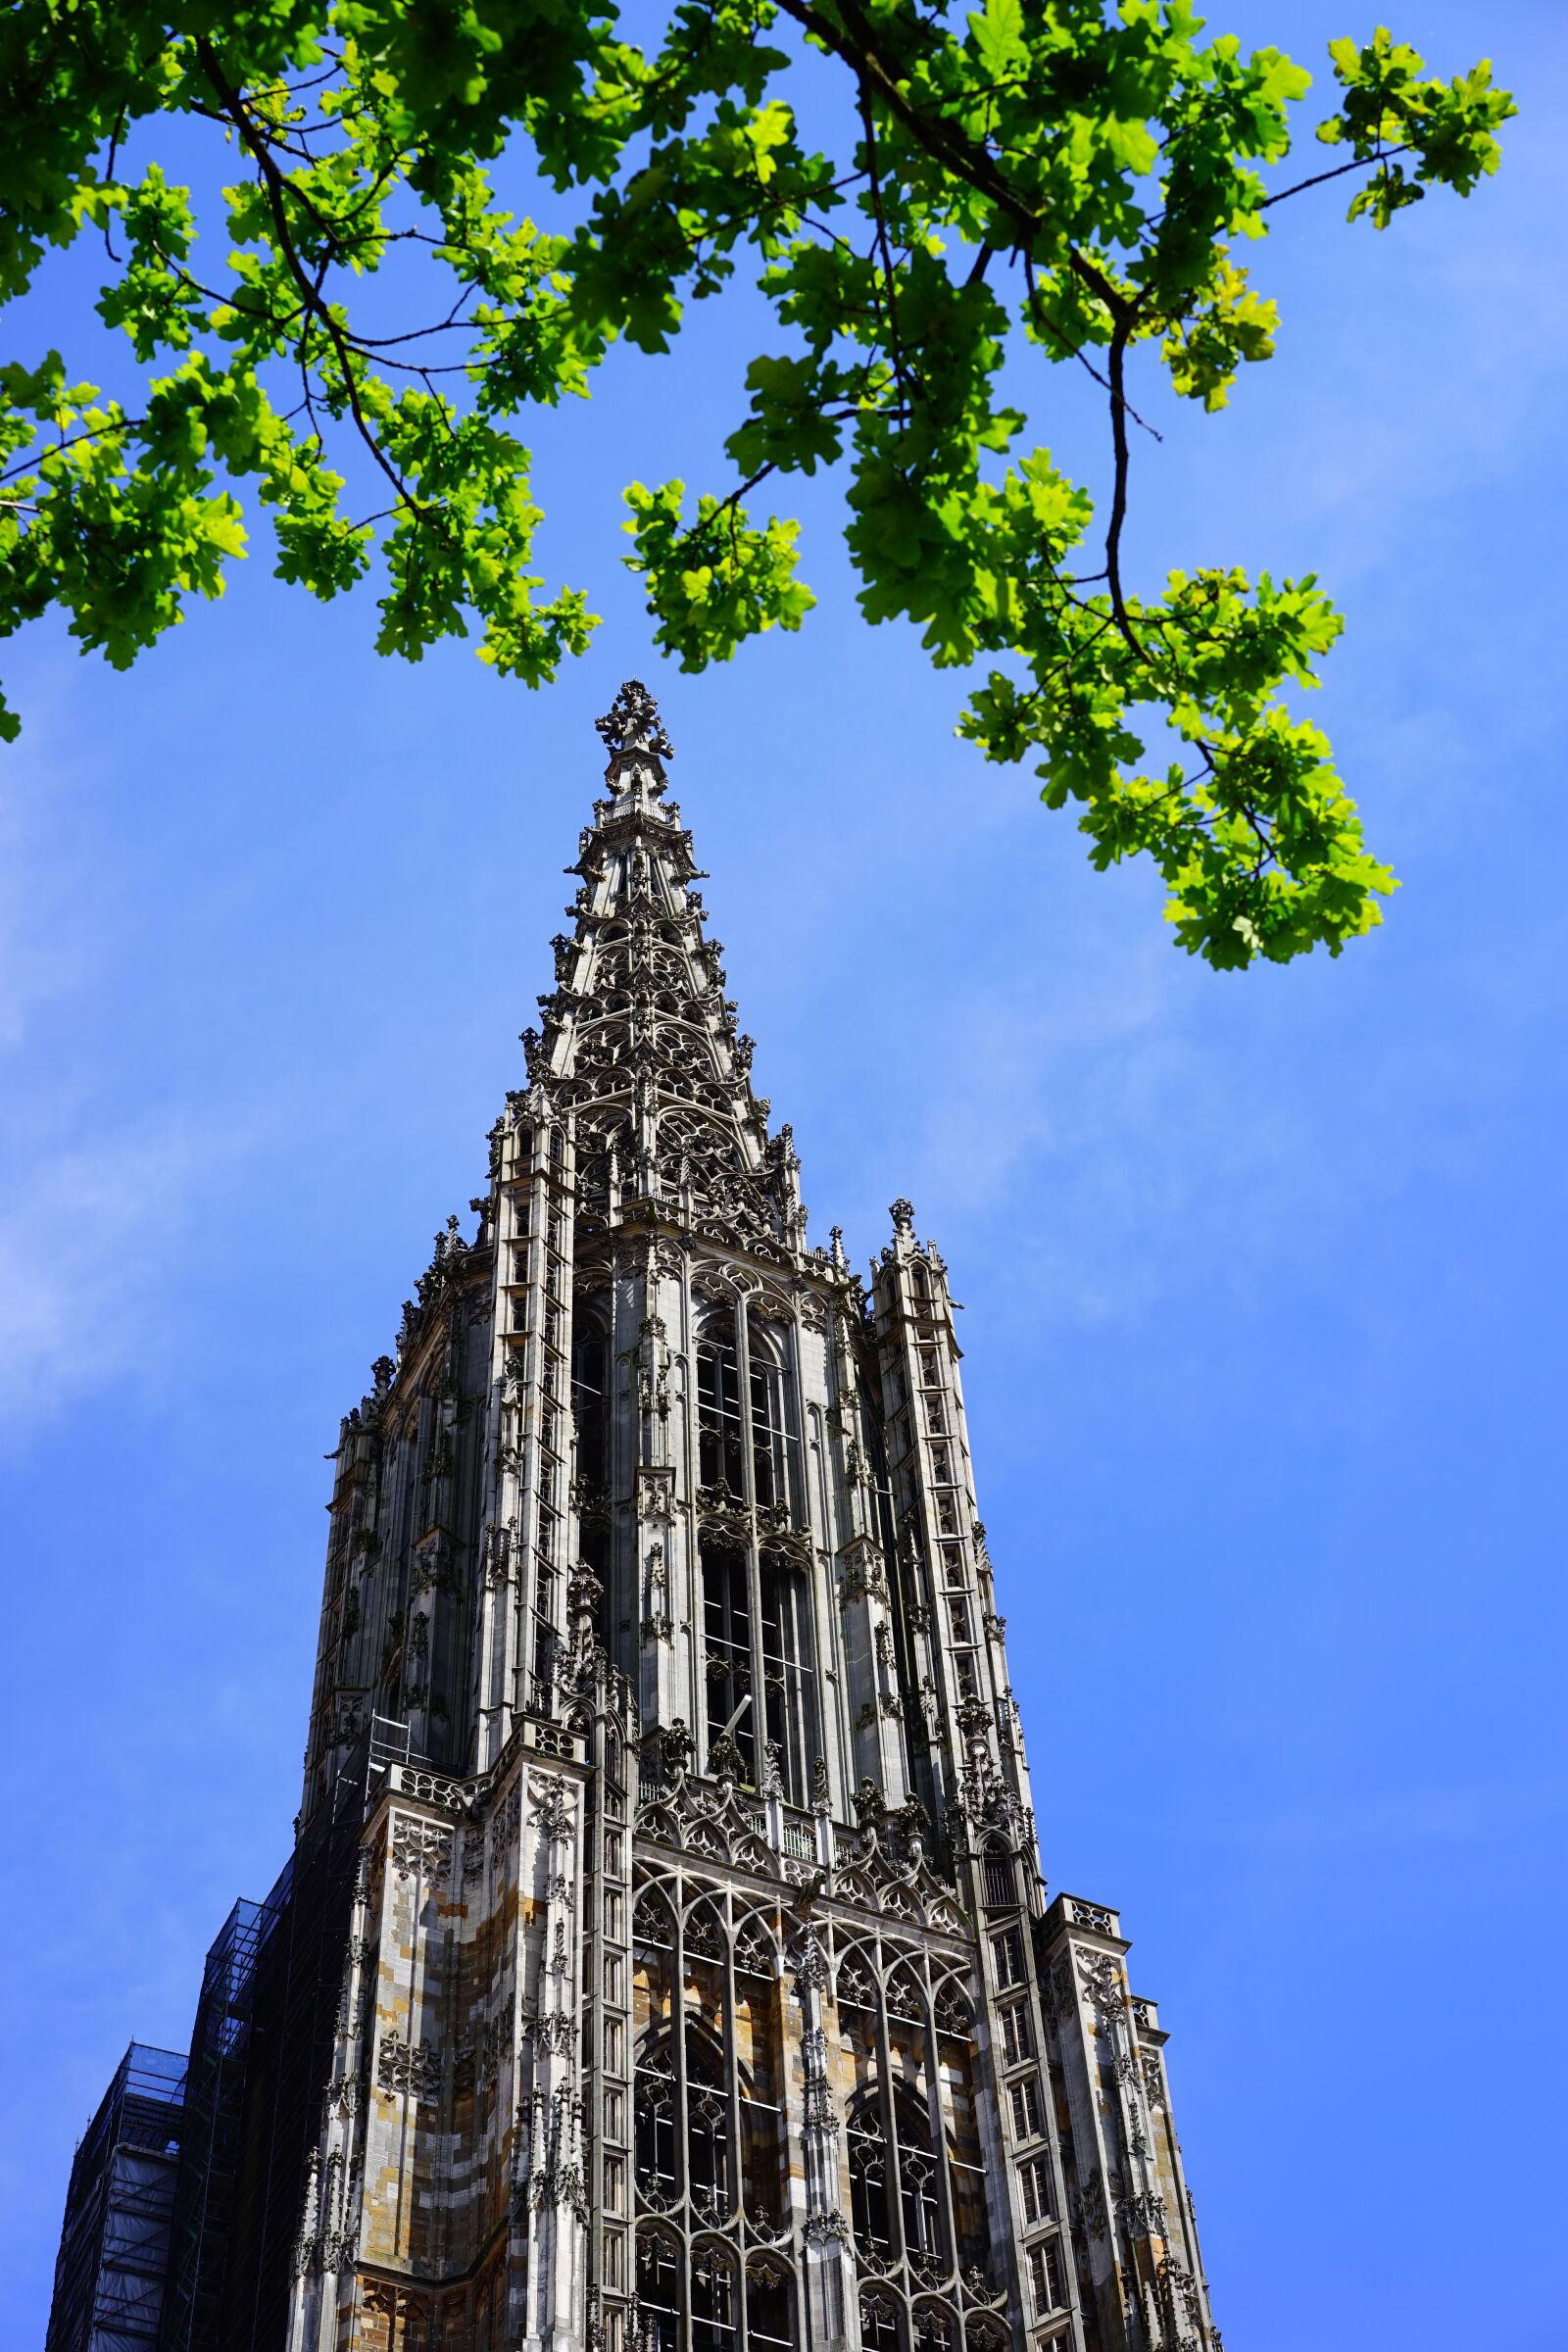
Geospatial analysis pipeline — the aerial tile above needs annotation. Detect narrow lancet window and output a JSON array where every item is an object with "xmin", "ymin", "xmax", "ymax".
[
  {"xmin": 697, "ymin": 1308, "xmax": 745, "ymax": 1493},
  {"xmin": 747, "ymin": 1321, "xmax": 796, "ymax": 1510},
  {"xmin": 570, "ymin": 1312, "xmax": 611, "ymax": 1494},
  {"xmin": 702, "ymin": 1538, "xmax": 754, "ymax": 1782},
  {"xmin": 760, "ymin": 1555, "xmax": 818, "ymax": 1804}
]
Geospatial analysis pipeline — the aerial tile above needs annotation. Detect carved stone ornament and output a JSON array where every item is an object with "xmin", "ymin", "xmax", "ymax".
[
  {"xmin": 595, "ymin": 678, "xmax": 673, "ymax": 762},
  {"xmin": 1078, "ymin": 1949, "xmax": 1126, "ymax": 2024},
  {"xmin": 1079, "ymin": 2168, "xmax": 1110, "ymax": 2238},
  {"xmin": 389, "ymin": 1815, "xmax": 455, "ymax": 1886},
  {"xmin": 377, "ymin": 2035, "xmax": 441, "ymax": 2103},
  {"xmin": 530, "ymin": 1776, "xmax": 576, "ymax": 1844}
]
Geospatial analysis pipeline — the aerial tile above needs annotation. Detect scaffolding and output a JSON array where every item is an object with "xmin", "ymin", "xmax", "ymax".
[
  {"xmin": 159, "ymin": 1737, "xmax": 372, "ymax": 2352},
  {"xmin": 46, "ymin": 2042, "xmax": 187, "ymax": 2352},
  {"xmin": 159, "ymin": 1892, "xmax": 284, "ymax": 2352}
]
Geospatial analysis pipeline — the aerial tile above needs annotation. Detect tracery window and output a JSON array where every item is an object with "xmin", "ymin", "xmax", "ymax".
[
  {"xmin": 694, "ymin": 1304, "xmax": 819, "ymax": 1799},
  {"xmin": 630, "ymin": 1871, "xmax": 795, "ymax": 2349},
  {"xmin": 685, "ymin": 2030, "xmax": 730, "ymax": 2214},
  {"xmin": 848, "ymin": 2095, "xmax": 893, "ymax": 2249},
  {"xmin": 690, "ymin": 2247, "xmax": 738, "ymax": 2352},
  {"xmin": 892, "ymin": 2088, "xmax": 941, "ymax": 2258},
  {"xmin": 695, "ymin": 1306, "xmax": 800, "ymax": 1512},
  {"xmin": 636, "ymin": 2230, "xmax": 680, "ymax": 2352},
  {"xmin": 860, "ymin": 2291, "xmax": 902, "ymax": 2351},
  {"xmin": 746, "ymin": 2260, "xmax": 793, "ymax": 2351},
  {"xmin": 635, "ymin": 2048, "xmax": 678, "ymax": 2197}
]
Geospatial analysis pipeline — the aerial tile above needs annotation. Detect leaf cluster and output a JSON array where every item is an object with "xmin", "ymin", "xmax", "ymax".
[{"xmin": 0, "ymin": 0, "xmax": 1513, "ymax": 961}]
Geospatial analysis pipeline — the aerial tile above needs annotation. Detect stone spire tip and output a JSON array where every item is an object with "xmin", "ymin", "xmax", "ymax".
[{"xmin": 595, "ymin": 678, "xmax": 674, "ymax": 763}]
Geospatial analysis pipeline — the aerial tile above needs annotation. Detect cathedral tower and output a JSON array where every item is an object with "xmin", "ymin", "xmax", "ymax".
[{"xmin": 50, "ymin": 685, "xmax": 1220, "ymax": 2352}]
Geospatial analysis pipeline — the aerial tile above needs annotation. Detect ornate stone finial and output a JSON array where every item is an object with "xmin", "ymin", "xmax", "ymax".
[
  {"xmin": 889, "ymin": 1198, "xmax": 915, "ymax": 1233},
  {"xmin": 595, "ymin": 679, "xmax": 674, "ymax": 761}
]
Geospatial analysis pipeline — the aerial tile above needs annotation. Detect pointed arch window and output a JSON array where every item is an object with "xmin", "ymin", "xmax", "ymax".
[
  {"xmin": 860, "ymin": 2293, "xmax": 902, "ymax": 2352},
  {"xmin": 747, "ymin": 2260, "xmax": 794, "ymax": 2352},
  {"xmin": 848, "ymin": 2092, "xmax": 893, "ymax": 2250},
  {"xmin": 892, "ymin": 2087, "xmax": 942, "ymax": 2259},
  {"xmin": 981, "ymin": 1838, "xmax": 1018, "ymax": 1912},
  {"xmin": 691, "ymin": 2247, "xmax": 738, "ymax": 2352},
  {"xmin": 636, "ymin": 2230, "xmax": 680, "ymax": 2352},
  {"xmin": 685, "ymin": 2025, "xmax": 732, "ymax": 2214},
  {"xmin": 634, "ymin": 2046, "xmax": 678, "ymax": 2198}
]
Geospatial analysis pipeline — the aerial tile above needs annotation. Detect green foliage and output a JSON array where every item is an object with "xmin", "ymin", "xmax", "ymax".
[{"xmin": 0, "ymin": 0, "xmax": 1513, "ymax": 958}]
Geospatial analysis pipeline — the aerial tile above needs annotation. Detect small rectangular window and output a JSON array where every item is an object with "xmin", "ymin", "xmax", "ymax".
[
  {"xmin": 948, "ymin": 1595, "xmax": 974, "ymax": 1645},
  {"xmin": 1021, "ymin": 2157, "xmax": 1053, "ymax": 2226},
  {"xmin": 1001, "ymin": 2002, "xmax": 1033, "ymax": 2066},
  {"xmin": 1009, "ymin": 2077, "xmax": 1043, "ymax": 2141},
  {"xmin": 992, "ymin": 1927, "xmax": 1025, "ymax": 1988},
  {"xmin": 1028, "ymin": 2241, "xmax": 1065, "ymax": 2315}
]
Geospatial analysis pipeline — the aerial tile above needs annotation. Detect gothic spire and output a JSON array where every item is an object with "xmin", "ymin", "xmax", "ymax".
[{"xmin": 516, "ymin": 682, "xmax": 805, "ymax": 1261}]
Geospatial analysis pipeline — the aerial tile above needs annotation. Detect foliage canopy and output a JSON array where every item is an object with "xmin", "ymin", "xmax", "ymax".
[{"xmin": 0, "ymin": 1, "xmax": 1511, "ymax": 964}]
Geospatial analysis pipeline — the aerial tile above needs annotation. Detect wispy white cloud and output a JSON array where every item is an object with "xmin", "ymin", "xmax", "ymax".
[{"xmin": 0, "ymin": 1119, "xmax": 244, "ymax": 1429}]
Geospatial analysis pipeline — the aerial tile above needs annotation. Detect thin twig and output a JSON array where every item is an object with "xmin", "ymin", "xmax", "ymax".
[
  {"xmin": 1259, "ymin": 143, "xmax": 1410, "ymax": 210},
  {"xmin": 195, "ymin": 37, "xmax": 441, "ymax": 533}
]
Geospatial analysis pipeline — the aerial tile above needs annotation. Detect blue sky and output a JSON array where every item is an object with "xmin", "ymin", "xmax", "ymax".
[{"xmin": 4, "ymin": 3, "xmax": 1565, "ymax": 2344}]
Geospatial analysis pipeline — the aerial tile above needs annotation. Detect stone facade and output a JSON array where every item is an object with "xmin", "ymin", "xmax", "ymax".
[{"xmin": 50, "ymin": 681, "xmax": 1222, "ymax": 2352}]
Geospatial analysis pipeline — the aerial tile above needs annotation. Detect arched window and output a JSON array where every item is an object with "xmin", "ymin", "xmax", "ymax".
[
  {"xmin": 696, "ymin": 1307, "xmax": 745, "ymax": 1493},
  {"xmin": 691, "ymin": 2246, "xmax": 738, "ymax": 2352},
  {"xmin": 980, "ymin": 1838, "xmax": 1017, "ymax": 1912},
  {"xmin": 686, "ymin": 2028, "xmax": 731, "ymax": 2215},
  {"xmin": 636, "ymin": 2230, "xmax": 680, "ymax": 2352},
  {"xmin": 848, "ymin": 2091, "xmax": 893, "ymax": 2249},
  {"xmin": 860, "ymin": 2292, "xmax": 902, "ymax": 2352},
  {"xmin": 634, "ymin": 2045, "xmax": 677, "ymax": 2200},
  {"xmin": 747, "ymin": 2260, "xmax": 794, "ymax": 2351},
  {"xmin": 891, "ymin": 2086, "xmax": 941, "ymax": 2258}
]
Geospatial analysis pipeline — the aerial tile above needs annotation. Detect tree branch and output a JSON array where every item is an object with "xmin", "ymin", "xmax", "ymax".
[
  {"xmin": 194, "ymin": 37, "xmax": 440, "ymax": 533},
  {"xmin": 1260, "ymin": 143, "xmax": 1411, "ymax": 211}
]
